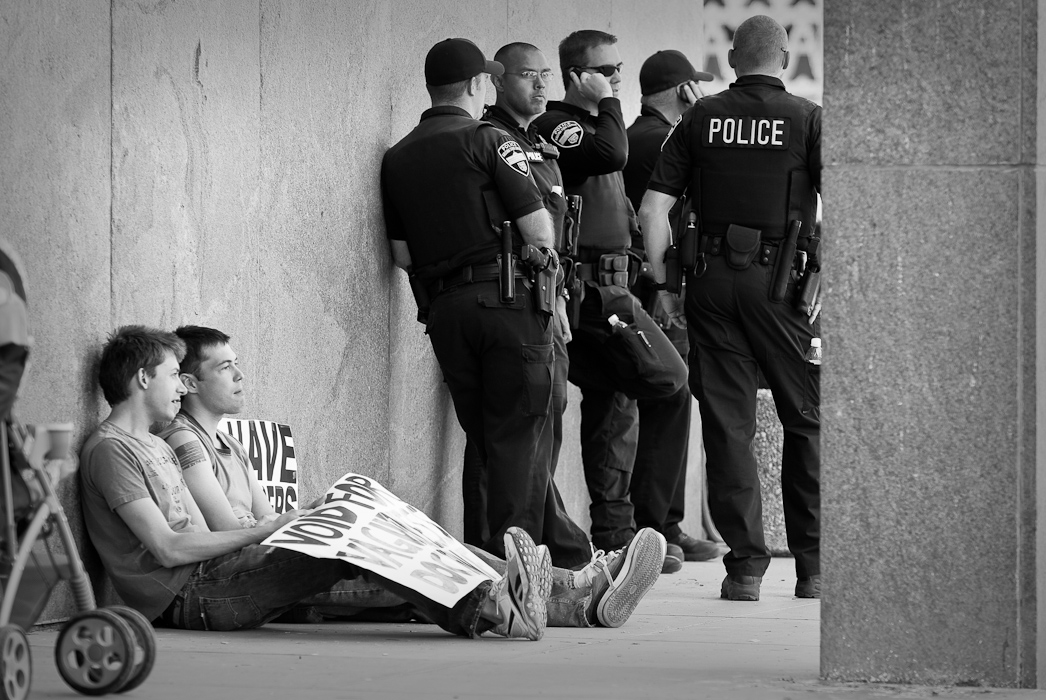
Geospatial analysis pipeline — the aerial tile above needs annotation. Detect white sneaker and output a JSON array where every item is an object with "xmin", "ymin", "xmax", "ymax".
[
  {"xmin": 576, "ymin": 528, "xmax": 665, "ymax": 627},
  {"xmin": 488, "ymin": 527, "xmax": 552, "ymax": 640}
]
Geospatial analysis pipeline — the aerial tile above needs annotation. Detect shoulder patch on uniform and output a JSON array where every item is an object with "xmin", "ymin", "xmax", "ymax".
[
  {"xmin": 498, "ymin": 140, "xmax": 530, "ymax": 177},
  {"xmin": 551, "ymin": 121, "xmax": 584, "ymax": 149}
]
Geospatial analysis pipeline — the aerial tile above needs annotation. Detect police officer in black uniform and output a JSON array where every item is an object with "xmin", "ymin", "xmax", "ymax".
[
  {"xmin": 459, "ymin": 41, "xmax": 592, "ymax": 569},
  {"xmin": 382, "ymin": 38, "xmax": 565, "ymax": 562},
  {"xmin": 534, "ymin": 30, "xmax": 688, "ymax": 560},
  {"xmin": 623, "ymin": 50, "xmax": 719, "ymax": 571},
  {"xmin": 640, "ymin": 16, "xmax": 822, "ymax": 601}
]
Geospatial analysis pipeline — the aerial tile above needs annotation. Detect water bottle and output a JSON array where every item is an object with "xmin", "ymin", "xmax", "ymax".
[{"xmin": 804, "ymin": 337, "xmax": 822, "ymax": 365}]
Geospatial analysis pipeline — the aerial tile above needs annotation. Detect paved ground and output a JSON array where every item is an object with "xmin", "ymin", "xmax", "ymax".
[{"xmin": 20, "ymin": 557, "xmax": 1046, "ymax": 699}]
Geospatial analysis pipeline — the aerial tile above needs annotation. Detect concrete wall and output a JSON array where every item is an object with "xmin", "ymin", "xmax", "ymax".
[
  {"xmin": 0, "ymin": 0, "xmax": 707, "ymax": 621},
  {"xmin": 820, "ymin": 0, "xmax": 1042, "ymax": 687}
]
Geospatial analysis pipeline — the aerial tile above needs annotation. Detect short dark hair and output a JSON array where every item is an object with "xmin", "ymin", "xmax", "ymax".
[
  {"xmin": 173, "ymin": 325, "xmax": 231, "ymax": 377},
  {"xmin": 98, "ymin": 325, "xmax": 185, "ymax": 406},
  {"xmin": 558, "ymin": 30, "xmax": 617, "ymax": 89},
  {"xmin": 426, "ymin": 78, "xmax": 470, "ymax": 103},
  {"xmin": 494, "ymin": 42, "xmax": 539, "ymax": 68}
]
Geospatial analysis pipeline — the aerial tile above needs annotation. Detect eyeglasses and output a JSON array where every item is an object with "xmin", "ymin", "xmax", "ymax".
[
  {"xmin": 506, "ymin": 70, "xmax": 555, "ymax": 82},
  {"xmin": 573, "ymin": 63, "xmax": 623, "ymax": 78}
]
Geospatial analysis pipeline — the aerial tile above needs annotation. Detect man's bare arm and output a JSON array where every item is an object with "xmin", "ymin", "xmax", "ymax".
[
  {"xmin": 115, "ymin": 498, "xmax": 300, "ymax": 568},
  {"xmin": 515, "ymin": 208, "xmax": 555, "ymax": 250},
  {"xmin": 639, "ymin": 190, "xmax": 678, "ymax": 284}
]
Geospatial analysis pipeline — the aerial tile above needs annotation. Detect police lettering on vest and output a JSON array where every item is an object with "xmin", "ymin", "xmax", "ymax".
[{"xmin": 703, "ymin": 116, "xmax": 790, "ymax": 149}]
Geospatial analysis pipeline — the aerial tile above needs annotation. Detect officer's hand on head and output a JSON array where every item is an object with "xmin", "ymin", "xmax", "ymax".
[
  {"xmin": 571, "ymin": 69, "xmax": 614, "ymax": 103},
  {"xmin": 678, "ymin": 81, "xmax": 703, "ymax": 106}
]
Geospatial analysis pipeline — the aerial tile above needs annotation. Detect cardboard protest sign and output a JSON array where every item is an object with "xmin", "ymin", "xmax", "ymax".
[
  {"xmin": 263, "ymin": 472, "xmax": 499, "ymax": 608},
  {"xmin": 218, "ymin": 418, "xmax": 298, "ymax": 513}
]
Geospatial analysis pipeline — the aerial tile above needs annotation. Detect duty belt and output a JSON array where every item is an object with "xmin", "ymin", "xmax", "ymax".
[
  {"xmin": 427, "ymin": 261, "xmax": 527, "ymax": 299},
  {"xmin": 701, "ymin": 236, "xmax": 784, "ymax": 267}
]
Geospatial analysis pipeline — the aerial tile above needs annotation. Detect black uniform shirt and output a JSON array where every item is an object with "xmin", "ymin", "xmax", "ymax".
[
  {"xmin": 382, "ymin": 106, "xmax": 545, "ymax": 279},
  {"xmin": 623, "ymin": 105, "xmax": 674, "ymax": 213},
  {"xmin": 483, "ymin": 104, "xmax": 568, "ymax": 248},
  {"xmin": 534, "ymin": 98, "xmax": 635, "ymax": 251},
  {"xmin": 648, "ymin": 75, "xmax": 821, "ymax": 241}
]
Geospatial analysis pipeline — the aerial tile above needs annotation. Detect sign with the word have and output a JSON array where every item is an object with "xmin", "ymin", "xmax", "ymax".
[
  {"xmin": 263, "ymin": 473, "xmax": 498, "ymax": 607},
  {"xmin": 217, "ymin": 418, "xmax": 298, "ymax": 513}
]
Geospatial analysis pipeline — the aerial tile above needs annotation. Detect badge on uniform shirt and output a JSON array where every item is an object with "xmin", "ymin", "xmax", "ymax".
[
  {"xmin": 551, "ymin": 121, "xmax": 584, "ymax": 149},
  {"xmin": 498, "ymin": 140, "xmax": 531, "ymax": 176}
]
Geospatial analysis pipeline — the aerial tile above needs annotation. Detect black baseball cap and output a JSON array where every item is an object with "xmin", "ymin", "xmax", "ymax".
[
  {"xmin": 639, "ymin": 49, "xmax": 713, "ymax": 95},
  {"xmin": 425, "ymin": 38, "xmax": 504, "ymax": 86}
]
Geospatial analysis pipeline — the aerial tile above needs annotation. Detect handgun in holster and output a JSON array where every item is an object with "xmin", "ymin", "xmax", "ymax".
[
  {"xmin": 520, "ymin": 245, "xmax": 559, "ymax": 315},
  {"xmin": 770, "ymin": 220, "xmax": 802, "ymax": 302},
  {"xmin": 561, "ymin": 257, "xmax": 583, "ymax": 329},
  {"xmin": 407, "ymin": 271, "xmax": 431, "ymax": 324},
  {"xmin": 499, "ymin": 220, "xmax": 515, "ymax": 303},
  {"xmin": 563, "ymin": 195, "xmax": 582, "ymax": 258},
  {"xmin": 675, "ymin": 209, "xmax": 700, "ymax": 282},
  {"xmin": 795, "ymin": 235, "xmax": 821, "ymax": 313}
]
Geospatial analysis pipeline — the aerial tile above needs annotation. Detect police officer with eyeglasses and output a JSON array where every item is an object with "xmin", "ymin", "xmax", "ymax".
[{"xmin": 534, "ymin": 30, "xmax": 688, "ymax": 565}]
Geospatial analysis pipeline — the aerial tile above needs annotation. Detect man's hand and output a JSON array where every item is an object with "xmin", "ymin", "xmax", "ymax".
[
  {"xmin": 807, "ymin": 299, "xmax": 822, "ymax": 325},
  {"xmin": 272, "ymin": 509, "xmax": 306, "ymax": 528},
  {"xmin": 555, "ymin": 295, "xmax": 572, "ymax": 343},
  {"xmin": 570, "ymin": 70, "xmax": 614, "ymax": 102},
  {"xmin": 655, "ymin": 290, "xmax": 686, "ymax": 329},
  {"xmin": 678, "ymin": 80, "xmax": 704, "ymax": 106}
]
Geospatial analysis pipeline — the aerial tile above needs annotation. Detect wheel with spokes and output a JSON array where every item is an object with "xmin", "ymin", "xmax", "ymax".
[
  {"xmin": 107, "ymin": 606, "xmax": 156, "ymax": 693},
  {"xmin": 0, "ymin": 625, "xmax": 30, "ymax": 700},
  {"xmin": 55, "ymin": 609, "xmax": 136, "ymax": 695}
]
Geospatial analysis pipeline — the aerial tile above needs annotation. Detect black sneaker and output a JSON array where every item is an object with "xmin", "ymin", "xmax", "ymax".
[
  {"xmin": 668, "ymin": 532, "xmax": 720, "ymax": 561},
  {"xmin": 720, "ymin": 574, "xmax": 762, "ymax": 601},
  {"xmin": 662, "ymin": 543, "xmax": 683, "ymax": 574},
  {"xmin": 795, "ymin": 575, "xmax": 822, "ymax": 599}
]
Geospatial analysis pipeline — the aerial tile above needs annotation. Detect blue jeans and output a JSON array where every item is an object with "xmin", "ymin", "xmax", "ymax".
[
  {"xmin": 297, "ymin": 545, "xmax": 594, "ymax": 628},
  {"xmin": 162, "ymin": 544, "xmax": 490, "ymax": 637}
]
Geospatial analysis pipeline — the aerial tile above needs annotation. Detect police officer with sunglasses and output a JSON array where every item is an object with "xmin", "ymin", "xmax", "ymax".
[{"xmin": 534, "ymin": 31, "xmax": 688, "ymax": 566}]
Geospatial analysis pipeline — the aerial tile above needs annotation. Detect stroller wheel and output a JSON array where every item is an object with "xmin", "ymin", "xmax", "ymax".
[
  {"xmin": 107, "ymin": 606, "xmax": 156, "ymax": 694},
  {"xmin": 0, "ymin": 625, "xmax": 31, "ymax": 700},
  {"xmin": 55, "ymin": 609, "xmax": 136, "ymax": 696}
]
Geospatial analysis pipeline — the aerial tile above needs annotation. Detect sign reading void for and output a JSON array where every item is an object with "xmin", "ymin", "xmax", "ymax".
[{"xmin": 264, "ymin": 472, "xmax": 499, "ymax": 607}]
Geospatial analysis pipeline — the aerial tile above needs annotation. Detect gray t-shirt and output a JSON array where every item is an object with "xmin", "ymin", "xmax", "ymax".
[{"xmin": 79, "ymin": 420, "xmax": 200, "ymax": 620}]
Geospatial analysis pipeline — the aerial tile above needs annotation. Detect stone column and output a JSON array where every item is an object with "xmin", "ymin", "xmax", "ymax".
[{"xmin": 821, "ymin": 0, "xmax": 1042, "ymax": 687}]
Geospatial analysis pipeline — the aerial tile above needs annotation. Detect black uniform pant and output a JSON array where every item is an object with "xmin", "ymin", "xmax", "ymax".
[
  {"xmin": 428, "ymin": 280, "xmax": 590, "ymax": 567},
  {"xmin": 567, "ymin": 283, "xmax": 689, "ymax": 551},
  {"xmin": 461, "ymin": 314, "xmax": 592, "ymax": 569},
  {"xmin": 685, "ymin": 256, "xmax": 820, "ymax": 579},
  {"xmin": 631, "ymin": 322, "xmax": 691, "ymax": 541}
]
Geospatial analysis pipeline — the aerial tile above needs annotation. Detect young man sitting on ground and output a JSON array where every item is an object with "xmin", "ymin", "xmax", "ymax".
[
  {"xmin": 160, "ymin": 325, "xmax": 666, "ymax": 629},
  {"xmin": 79, "ymin": 325, "xmax": 551, "ymax": 639}
]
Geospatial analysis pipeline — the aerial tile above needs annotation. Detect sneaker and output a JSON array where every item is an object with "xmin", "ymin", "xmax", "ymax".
[
  {"xmin": 662, "ymin": 543, "xmax": 683, "ymax": 574},
  {"xmin": 720, "ymin": 574, "xmax": 762, "ymax": 601},
  {"xmin": 489, "ymin": 527, "xmax": 552, "ymax": 641},
  {"xmin": 669, "ymin": 532, "xmax": 720, "ymax": 561},
  {"xmin": 579, "ymin": 528, "xmax": 665, "ymax": 627},
  {"xmin": 795, "ymin": 574, "xmax": 822, "ymax": 599}
]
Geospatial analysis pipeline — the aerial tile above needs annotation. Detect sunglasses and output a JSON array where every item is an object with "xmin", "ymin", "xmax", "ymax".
[{"xmin": 573, "ymin": 63, "xmax": 623, "ymax": 78}]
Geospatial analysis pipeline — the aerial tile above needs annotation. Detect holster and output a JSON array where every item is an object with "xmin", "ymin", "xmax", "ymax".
[
  {"xmin": 520, "ymin": 245, "xmax": 558, "ymax": 316},
  {"xmin": 724, "ymin": 224, "xmax": 762, "ymax": 271},
  {"xmin": 664, "ymin": 245, "xmax": 683, "ymax": 294},
  {"xmin": 562, "ymin": 257, "xmax": 583, "ymax": 329},
  {"xmin": 407, "ymin": 272, "xmax": 430, "ymax": 324}
]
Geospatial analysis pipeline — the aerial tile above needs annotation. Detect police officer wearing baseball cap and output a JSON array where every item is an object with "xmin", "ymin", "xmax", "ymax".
[
  {"xmin": 622, "ymin": 49, "xmax": 719, "ymax": 573},
  {"xmin": 640, "ymin": 16, "xmax": 823, "ymax": 602},
  {"xmin": 382, "ymin": 38, "xmax": 564, "ymax": 566}
]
